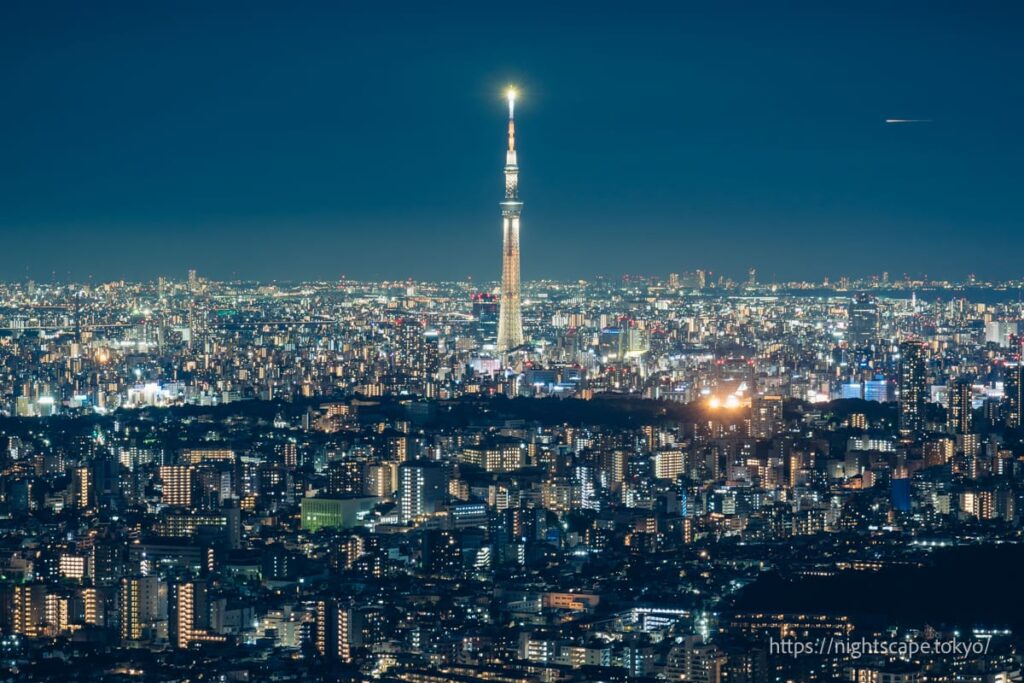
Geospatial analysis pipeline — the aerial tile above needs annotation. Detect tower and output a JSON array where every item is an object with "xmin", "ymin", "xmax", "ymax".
[
  {"xmin": 847, "ymin": 293, "xmax": 878, "ymax": 347},
  {"xmin": 898, "ymin": 340, "xmax": 927, "ymax": 437},
  {"xmin": 947, "ymin": 375, "xmax": 973, "ymax": 435},
  {"xmin": 1004, "ymin": 361, "xmax": 1022, "ymax": 428},
  {"xmin": 497, "ymin": 87, "xmax": 524, "ymax": 353}
]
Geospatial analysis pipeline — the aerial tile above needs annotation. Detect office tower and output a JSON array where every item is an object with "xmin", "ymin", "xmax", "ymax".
[
  {"xmin": 985, "ymin": 321, "xmax": 1018, "ymax": 347},
  {"xmin": 496, "ymin": 88, "xmax": 524, "ymax": 353},
  {"xmin": 864, "ymin": 376, "xmax": 893, "ymax": 402},
  {"xmin": 471, "ymin": 292, "xmax": 499, "ymax": 346},
  {"xmin": 947, "ymin": 376, "xmax": 974, "ymax": 435},
  {"xmin": 599, "ymin": 326, "xmax": 650, "ymax": 362},
  {"xmin": 398, "ymin": 460, "xmax": 445, "ymax": 522},
  {"xmin": 159, "ymin": 465, "xmax": 193, "ymax": 508},
  {"xmin": 315, "ymin": 599, "xmax": 353, "ymax": 662},
  {"xmin": 750, "ymin": 395, "xmax": 784, "ymax": 440},
  {"xmin": 1005, "ymin": 362, "xmax": 1022, "ymax": 428},
  {"xmin": 898, "ymin": 340, "xmax": 927, "ymax": 437},
  {"xmin": 120, "ymin": 575, "xmax": 163, "ymax": 642},
  {"xmin": 847, "ymin": 293, "xmax": 878, "ymax": 347}
]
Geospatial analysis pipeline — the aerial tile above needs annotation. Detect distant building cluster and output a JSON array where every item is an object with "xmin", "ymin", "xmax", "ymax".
[
  {"xmin": 0, "ymin": 275, "xmax": 1024, "ymax": 680},
  {"xmin": 0, "ymin": 274, "xmax": 1022, "ymax": 414}
]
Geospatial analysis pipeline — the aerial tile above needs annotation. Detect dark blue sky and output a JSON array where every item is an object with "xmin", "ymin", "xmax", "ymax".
[{"xmin": 2, "ymin": 1, "xmax": 1022, "ymax": 282}]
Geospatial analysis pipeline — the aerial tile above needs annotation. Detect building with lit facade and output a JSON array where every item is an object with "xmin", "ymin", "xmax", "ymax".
[{"xmin": 898, "ymin": 340, "xmax": 927, "ymax": 437}]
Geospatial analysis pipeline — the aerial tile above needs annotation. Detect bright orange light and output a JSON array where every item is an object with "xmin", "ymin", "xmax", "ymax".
[
  {"xmin": 724, "ymin": 394, "xmax": 740, "ymax": 409},
  {"xmin": 708, "ymin": 396, "xmax": 721, "ymax": 409}
]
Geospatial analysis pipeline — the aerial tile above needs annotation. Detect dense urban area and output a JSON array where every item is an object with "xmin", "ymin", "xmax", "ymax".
[{"xmin": 0, "ymin": 273, "xmax": 1023, "ymax": 682}]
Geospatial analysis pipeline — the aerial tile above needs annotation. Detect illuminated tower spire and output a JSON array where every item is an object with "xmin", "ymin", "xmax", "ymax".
[{"xmin": 497, "ymin": 87, "xmax": 524, "ymax": 353}]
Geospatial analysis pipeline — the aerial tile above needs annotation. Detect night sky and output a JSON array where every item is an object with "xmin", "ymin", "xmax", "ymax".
[{"xmin": 2, "ymin": 1, "xmax": 1022, "ymax": 283}]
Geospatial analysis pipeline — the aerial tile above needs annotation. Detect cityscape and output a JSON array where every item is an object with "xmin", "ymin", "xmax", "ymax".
[{"xmin": 4, "ymin": 2, "xmax": 1024, "ymax": 683}]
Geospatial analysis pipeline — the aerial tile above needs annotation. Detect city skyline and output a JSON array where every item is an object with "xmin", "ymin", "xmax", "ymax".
[
  {"xmin": 6, "ymin": 4, "xmax": 1024, "ymax": 681},
  {"xmin": 3, "ymin": 1, "xmax": 1024, "ymax": 282}
]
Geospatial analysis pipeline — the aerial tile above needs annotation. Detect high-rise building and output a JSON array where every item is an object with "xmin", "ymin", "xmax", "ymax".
[
  {"xmin": 598, "ymin": 326, "xmax": 650, "ymax": 362},
  {"xmin": 281, "ymin": 441, "xmax": 298, "ymax": 468},
  {"xmin": 985, "ymin": 321, "xmax": 1018, "ymax": 347},
  {"xmin": 847, "ymin": 293, "xmax": 878, "ymax": 347},
  {"xmin": 327, "ymin": 460, "xmax": 364, "ymax": 496},
  {"xmin": 471, "ymin": 293, "xmax": 499, "ymax": 346},
  {"xmin": 315, "ymin": 599, "xmax": 353, "ymax": 662},
  {"xmin": 750, "ymin": 395, "xmax": 784, "ymax": 440},
  {"xmin": 651, "ymin": 449, "xmax": 685, "ymax": 480},
  {"xmin": 947, "ymin": 376, "xmax": 974, "ymax": 435},
  {"xmin": 864, "ymin": 377, "xmax": 894, "ymax": 403},
  {"xmin": 1004, "ymin": 362, "xmax": 1022, "ymax": 429},
  {"xmin": 422, "ymin": 529, "xmax": 462, "ymax": 577},
  {"xmin": 159, "ymin": 465, "xmax": 193, "ymax": 508},
  {"xmin": 11, "ymin": 583, "xmax": 47, "ymax": 637},
  {"xmin": 365, "ymin": 462, "xmax": 397, "ymax": 498},
  {"xmin": 169, "ymin": 579, "xmax": 224, "ymax": 649},
  {"xmin": 398, "ymin": 460, "xmax": 445, "ymax": 522},
  {"xmin": 898, "ymin": 340, "xmax": 927, "ymax": 437},
  {"xmin": 169, "ymin": 580, "xmax": 198, "ymax": 649},
  {"xmin": 497, "ymin": 88, "xmax": 524, "ymax": 353},
  {"xmin": 73, "ymin": 466, "xmax": 92, "ymax": 510},
  {"xmin": 120, "ymin": 575, "xmax": 163, "ymax": 642}
]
